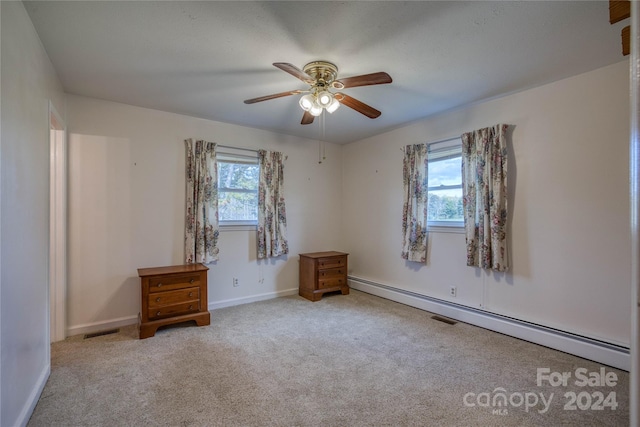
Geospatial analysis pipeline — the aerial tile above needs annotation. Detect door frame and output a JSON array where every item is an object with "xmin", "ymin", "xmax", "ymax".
[
  {"xmin": 630, "ymin": 1, "xmax": 639, "ymax": 424},
  {"xmin": 49, "ymin": 101, "xmax": 66, "ymax": 343}
]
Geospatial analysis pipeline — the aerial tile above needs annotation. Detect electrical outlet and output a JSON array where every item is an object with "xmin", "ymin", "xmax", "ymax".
[
  {"xmin": 449, "ymin": 286, "xmax": 457, "ymax": 297},
  {"xmin": 233, "ymin": 278, "xmax": 239, "ymax": 287}
]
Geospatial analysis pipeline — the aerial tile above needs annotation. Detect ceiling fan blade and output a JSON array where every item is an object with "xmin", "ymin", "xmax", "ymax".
[
  {"xmin": 333, "ymin": 72, "xmax": 392, "ymax": 89},
  {"xmin": 273, "ymin": 63, "xmax": 314, "ymax": 84},
  {"xmin": 244, "ymin": 90, "xmax": 304, "ymax": 104},
  {"xmin": 301, "ymin": 111, "xmax": 315, "ymax": 125},
  {"xmin": 335, "ymin": 93, "xmax": 381, "ymax": 119}
]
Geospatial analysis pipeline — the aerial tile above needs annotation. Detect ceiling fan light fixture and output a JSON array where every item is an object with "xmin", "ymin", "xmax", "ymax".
[
  {"xmin": 299, "ymin": 94, "xmax": 314, "ymax": 111},
  {"xmin": 317, "ymin": 90, "xmax": 333, "ymax": 107},
  {"xmin": 326, "ymin": 97, "xmax": 340, "ymax": 113},
  {"xmin": 309, "ymin": 103, "xmax": 323, "ymax": 116}
]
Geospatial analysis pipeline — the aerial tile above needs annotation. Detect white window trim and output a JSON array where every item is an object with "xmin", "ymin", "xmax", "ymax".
[
  {"xmin": 427, "ymin": 137, "xmax": 464, "ymax": 232},
  {"xmin": 428, "ymin": 222, "xmax": 465, "ymax": 234},
  {"xmin": 219, "ymin": 222, "xmax": 257, "ymax": 232},
  {"xmin": 217, "ymin": 148, "xmax": 259, "ymax": 228}
]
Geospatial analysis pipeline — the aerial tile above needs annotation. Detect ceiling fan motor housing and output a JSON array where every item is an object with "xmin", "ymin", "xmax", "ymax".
[{"xmin": 303, "ymin": 61, "xmax": 339, "ymax": 88}]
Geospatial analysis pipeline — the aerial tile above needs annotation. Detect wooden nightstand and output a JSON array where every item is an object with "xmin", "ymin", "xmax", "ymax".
[
  {"xmin": 137, "ymin": 263, "xmax": 210, "ymax": 339},
  {"xmin": 299, "ymin": 251, "xmax": 349, "ymax": 302}
]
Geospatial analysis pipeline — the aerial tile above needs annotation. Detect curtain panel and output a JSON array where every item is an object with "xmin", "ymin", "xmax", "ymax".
[
  {"xmin": 257, "ymin": 150, "xmax": 289, "ymax": 259},
  {"xmin": 184, "ymin": 139, "xmax": 220, "ymax": 264},
  {"xmin": 402, "ymin": 144, "xmax": 429, "ymax": 263},
  {"xmin": 461, "ymin": 124, "xmax": 509, "ymax": 271}
]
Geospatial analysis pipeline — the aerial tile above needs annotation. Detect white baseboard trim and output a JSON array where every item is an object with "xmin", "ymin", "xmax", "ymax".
[
  {"xmin": 209, "ymin": 288, "xmax": 299, "ymax": 311},
  {"xmin": 65, "ymin": 289, "xmax": 299, "ymax": 337},
  {"xmin": 349, "ymin": 276, "xmax": 631, "ymax": 371},
  {"xmin": 66, "ymin": 315, "xmax": 138, "ymax": 338},
  {"xmin": 15, "ymin": 362, "xmax": 49, "ymax": 427}
]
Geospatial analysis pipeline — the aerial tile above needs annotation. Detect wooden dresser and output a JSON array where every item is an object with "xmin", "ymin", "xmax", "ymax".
[
  {"xmin": 299, "ymin": 251, "xmax": 349, "ymax": 302},
  {"xmin": 137, "ymin": 263, "xmax": 210, "ymax": 339}
]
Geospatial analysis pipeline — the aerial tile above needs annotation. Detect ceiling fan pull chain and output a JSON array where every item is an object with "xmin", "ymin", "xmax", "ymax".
[
  {"xmin": 319, "ymin": 114, "xmax": 327, "ymax": 164},
  {"xmin": 319, "ymin": 113, "xmax": 323, "ymax": 164}
]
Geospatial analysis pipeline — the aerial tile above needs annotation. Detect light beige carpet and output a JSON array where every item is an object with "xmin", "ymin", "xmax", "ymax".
[{"xmin": 28, "ymin": 290, "xmax": 629, "ymax": 426}]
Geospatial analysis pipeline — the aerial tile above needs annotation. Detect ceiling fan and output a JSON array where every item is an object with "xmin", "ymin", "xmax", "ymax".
[{"xmin": 244, "ymin": 61, "xmax": 392, "ymax": 125}]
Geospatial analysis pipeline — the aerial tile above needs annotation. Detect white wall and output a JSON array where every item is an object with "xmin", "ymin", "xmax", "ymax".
[
  {"xmin": 0, "ymin": 2, "xmax": 66, "ymax": 426},
  {"xmin": 66, "ymin": 95, "xmax": 344, "ymax": 334},
  {"xmin": 343, "ymin": 60, "xmax": 631, "ymax": 347}
]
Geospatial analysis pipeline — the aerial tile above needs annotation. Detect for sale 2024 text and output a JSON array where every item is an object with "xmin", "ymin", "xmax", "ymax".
[{"xmin": 537, "ymin": 367, "xmax": 618, "ymax": 411}]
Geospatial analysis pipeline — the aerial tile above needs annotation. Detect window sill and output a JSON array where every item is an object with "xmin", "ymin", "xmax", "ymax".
[
  {"xmin": 427, "ymin": 224, "xmax": 465, "ymax": 234},
  {"xmin": 219, "ymin": 222, "xmax": 257, "ymax": 232}
]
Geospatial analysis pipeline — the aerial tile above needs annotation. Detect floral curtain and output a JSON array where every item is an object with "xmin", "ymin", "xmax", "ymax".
[
  {"xmin": 257, "ymin": 150, "xmax": 289, "ymax": 259},
  {"xmin": 461, "ymin": 124, "xmax": 509, "ymax": 271},
  {"xmin": 402, "ymin": 144, "xmax": 429, "ymax": 263},
  {"xmin": 184, "ymin": 139, "xmax": 219, "ymax": 263}
]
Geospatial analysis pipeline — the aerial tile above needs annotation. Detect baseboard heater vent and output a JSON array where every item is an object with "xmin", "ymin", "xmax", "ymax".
[
  {"xmin": 348, "ymin": 275, "xmax": 630, "ymax": 371},
  {"xmin": 84, "ymin": 328, "xmax": 120, "ymax": 339},
  {"xmin": 431, "ymin": 315, "xmax": 457, "ymax": 325}
]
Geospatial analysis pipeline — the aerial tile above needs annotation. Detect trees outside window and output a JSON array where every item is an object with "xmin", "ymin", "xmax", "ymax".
[
  {"xmin": 218, "ymin": 157, "xmax": 259, "ymax": 223},
  {"xmin": 428, "ymin": 140, "xmax": 463, "ymax": 227}
]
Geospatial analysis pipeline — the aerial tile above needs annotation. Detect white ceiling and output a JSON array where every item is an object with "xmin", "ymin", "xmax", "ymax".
[{"xmin": 25, "ymin": 1, "xmax": 627, "ymax": 144}]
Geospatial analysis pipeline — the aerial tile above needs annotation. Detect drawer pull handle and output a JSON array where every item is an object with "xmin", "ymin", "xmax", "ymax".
[
  {"xmin": 157, "ymin": 283, "xmax": 162, "ymax": 287},
  {"xmin": 156, "ymin": 311, "xmax": 161, "ymax": 316},
  {"xmin": 189, "ymin": 292, "xmax": 193, "ymax": 297},
  {"xmin": 190, "ymin": 278, "xmax": 195, "ymax": 283},
  {"xmin": 156, "ymin": 297, "xmax": 161, "ymax": 302},
  {"xmin": 189, "ymin": 305, "xmax": 194, "ymax": 310}
]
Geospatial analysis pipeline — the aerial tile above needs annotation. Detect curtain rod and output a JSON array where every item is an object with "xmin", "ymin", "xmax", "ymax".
[
  {"xmin": 400, "ymin": 135, "xmax": 462, "ymax": 152},
  {"xmin": 427, "ymin": 136, "xmax": 461, "ymax": 147},
  {"xmin": 216, "ymin": 144, "xmax": 258, "ymax": 153},
  {"xmin": 216, "ymin": 143, "xmax": 287, "ymax": 161}
]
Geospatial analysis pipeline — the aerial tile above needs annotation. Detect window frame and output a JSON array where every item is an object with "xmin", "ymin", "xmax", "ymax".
[
  {"xmin": 427, "ymin": 138, "xmax": 464, "ymax": 232},
  {"xmin": 216, "ymin": 149, "xmax": 259, "ymax": 230}
]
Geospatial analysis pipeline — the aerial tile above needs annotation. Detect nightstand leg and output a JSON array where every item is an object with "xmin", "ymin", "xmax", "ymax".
[{"xmin": 139, "ymin": 324, "xmax": 158, "ymax": 339}]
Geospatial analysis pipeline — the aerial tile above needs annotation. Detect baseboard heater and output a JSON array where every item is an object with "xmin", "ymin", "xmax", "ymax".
[{"xmin": 348, "ymin": 275, "xmax": 630, "ymax": 371}]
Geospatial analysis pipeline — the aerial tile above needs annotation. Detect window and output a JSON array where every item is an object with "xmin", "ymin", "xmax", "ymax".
[
  {"xmin": 427, "ymin": 139, "xmax": 463, "ymax": 228},
  {"xmin": 217, "ymin": 150, "xmax": 259, "ymax": 226}
]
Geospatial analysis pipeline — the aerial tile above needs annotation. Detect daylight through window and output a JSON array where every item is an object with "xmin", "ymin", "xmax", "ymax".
[
  {"xmin": 217, "ymin": 151, "xmax": 259, "ymax": 225},
  {"xmin": 428, "ymin": 138, "xmax": 463, "ymax": 228}
]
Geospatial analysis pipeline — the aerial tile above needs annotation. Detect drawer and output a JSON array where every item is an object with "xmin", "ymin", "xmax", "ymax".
[
  {"xmin": 148, "ymin": 287, "xmax": 199, "ymax": 308},
  {"xmin": 317, "ymin": 256, "xmax": 346, "ymax": 270},
  {"xmin": 149, "ymin": 274, "xmax": 200, "ymax": 293},
  {"xmin": 318, "ymin": 267, "xmax": 346, "ymax": 279},
  {"xmin": 149, "ymin": 301, "xmax": 200, "ymax": 319},
  {"xmin": 318, "ymin": 276, "xmax": 346, "ymax": 289}
]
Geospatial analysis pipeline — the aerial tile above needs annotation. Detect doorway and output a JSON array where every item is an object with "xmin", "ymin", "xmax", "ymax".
[{"xmin": 49, "ymin": 102, "xmax": 66, "ymax": 342}]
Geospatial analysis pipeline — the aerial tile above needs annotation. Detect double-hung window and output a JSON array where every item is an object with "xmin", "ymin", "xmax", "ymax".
[
  {"xmin": 217, "ymin": 149, "xmax": 259, "ymax": 227},
  {"xmin": 427, "ymin": 138, "xmax": 464, "ymax": 229}
]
